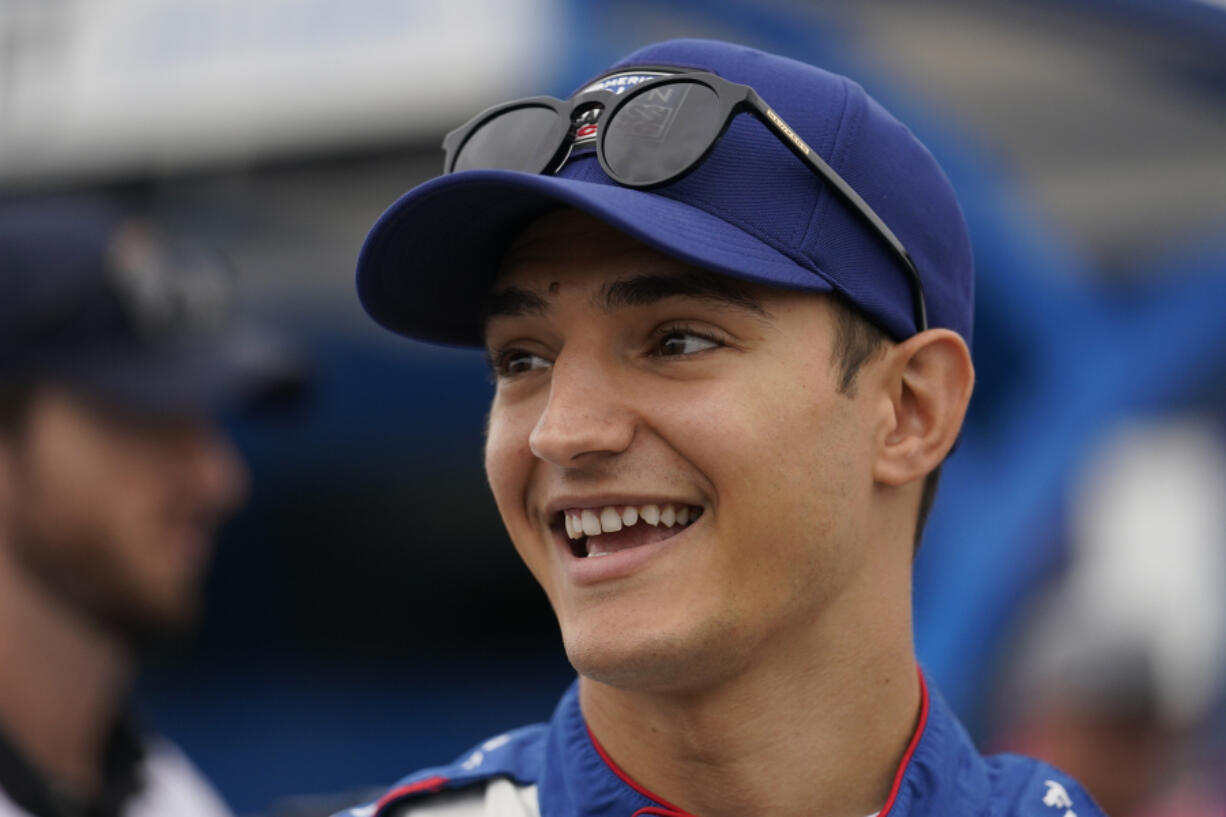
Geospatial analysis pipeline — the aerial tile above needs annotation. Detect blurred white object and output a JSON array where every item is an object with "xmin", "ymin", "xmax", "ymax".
[
  {"xmin": 1059, "ymin": 417, "xmax": 1226, "ymax": 724},
  {"xmin": 0, "ymin": 0, "xmax": 559, "ymax": 182}
]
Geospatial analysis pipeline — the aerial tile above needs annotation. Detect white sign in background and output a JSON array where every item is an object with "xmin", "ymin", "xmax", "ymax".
[{"xmin": 0, "ymin": 0, "xmax": 557, "ymax": 183}]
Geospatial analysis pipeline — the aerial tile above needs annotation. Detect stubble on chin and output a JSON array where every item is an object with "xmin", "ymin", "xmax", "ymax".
[{"xmin": 9, "ymin": 519, "xmax": 205, "ymax": 653}]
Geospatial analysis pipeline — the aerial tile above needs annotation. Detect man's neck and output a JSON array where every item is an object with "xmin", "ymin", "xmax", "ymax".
[
  {"xmin": 578, "ymin": 589, "xmax": 920, "ymax": 817},
  {"xmin": 0, "ymin": 542, "xmax": 132, "ymax": 799}
]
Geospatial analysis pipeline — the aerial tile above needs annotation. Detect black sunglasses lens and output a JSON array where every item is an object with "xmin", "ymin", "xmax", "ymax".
[
  {"xmin": 602, "ymin": 81, "xmax": 722, "ymax": 185},
  {"xmin": 454, "ymin": 105, "xmax": 561, "ymax": 173}
]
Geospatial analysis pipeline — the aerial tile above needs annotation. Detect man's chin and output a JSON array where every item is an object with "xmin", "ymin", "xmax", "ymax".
[
  {"xmin": 96, "ymin": 593, "xmax": 204, "ymax": 654},
  {"xmin": 564, "ymin": 624, "xmax": 741, "ymax": 695}
]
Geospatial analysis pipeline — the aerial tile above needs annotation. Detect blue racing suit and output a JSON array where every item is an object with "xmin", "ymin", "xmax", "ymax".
[{"xmin": 335, "ymin": 673, "xmax": 1105, "ymax": 817}]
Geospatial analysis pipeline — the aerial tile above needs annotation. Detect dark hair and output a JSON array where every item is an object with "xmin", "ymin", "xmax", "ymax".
[{"xmin": 827, "ymin": 294, "xmax": 941, "ymax": 552}]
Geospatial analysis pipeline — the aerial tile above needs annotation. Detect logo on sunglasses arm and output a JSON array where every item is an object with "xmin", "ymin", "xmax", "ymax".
[{"xmin": 765, "ymin": 107, "xmax": 812, "ymax": 157}]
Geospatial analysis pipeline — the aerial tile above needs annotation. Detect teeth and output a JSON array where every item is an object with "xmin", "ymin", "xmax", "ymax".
[
  {"xmin": 564, "ymin": 502, "xmax": 700, "ymax": 541},
  {"xmin": 599, "ymin": 507, "xmax": 622, "ymax": 533}
]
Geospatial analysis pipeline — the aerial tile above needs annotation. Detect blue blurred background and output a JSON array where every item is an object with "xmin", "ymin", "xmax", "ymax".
[{"xmin": 3, "ymin": 1, "xmax": 1226, "ymax": 815}]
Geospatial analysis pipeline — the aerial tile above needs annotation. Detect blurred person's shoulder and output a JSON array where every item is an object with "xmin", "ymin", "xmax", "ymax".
[
  {"xmin": 0, "ymin": 734, "xmax": 232, "ymax": 817},
  {"xmin": 126, "ymin": 737, "xmax": 234, "ymax": 817}
]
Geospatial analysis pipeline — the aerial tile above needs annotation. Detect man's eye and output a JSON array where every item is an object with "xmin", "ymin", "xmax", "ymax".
[
  {"xmin": 494, "ymin": 349, "xmax": 551, "ymax": 377},
  {"xmin": 655, "ymin": 329, "xmax": 723, "ymax": 357}
]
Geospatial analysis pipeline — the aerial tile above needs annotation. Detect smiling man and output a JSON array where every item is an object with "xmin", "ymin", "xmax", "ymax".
[{"xmin": 342, "ymin": 40, "xmax": 1104, "ymax": 817}]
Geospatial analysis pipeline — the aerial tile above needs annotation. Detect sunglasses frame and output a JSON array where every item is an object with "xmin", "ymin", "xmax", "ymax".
[{"xmin": 442, "ymin": 70, "xmax": 928, "ymax": 335}]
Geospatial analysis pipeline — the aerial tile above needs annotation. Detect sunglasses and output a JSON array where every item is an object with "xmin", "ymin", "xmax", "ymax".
[{"xmin": 442, "ymin": 69, "xmax": 929, "ymax": 334}]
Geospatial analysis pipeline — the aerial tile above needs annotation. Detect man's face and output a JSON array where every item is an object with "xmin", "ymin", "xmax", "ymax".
[
  {"xmin": 0, "ymin": 387, "xmax": 248, "ymax": 644},
  {"xmin": 483, "ymin": 210, "xmax": 887, "ymax": 692}
]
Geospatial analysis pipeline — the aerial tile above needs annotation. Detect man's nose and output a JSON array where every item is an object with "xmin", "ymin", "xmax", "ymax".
[
  {"xmin": 528, "ymin": 352, "xmax": 636, "ymax": 467},
  {"xmin": 185, "ymin": 425, "xmax": 250, "ymax": 515}
]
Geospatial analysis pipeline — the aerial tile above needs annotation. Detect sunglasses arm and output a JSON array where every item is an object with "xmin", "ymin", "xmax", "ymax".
[{"xmin": 745, "ymin": 92, "xmax": 929, "ymax": 334}]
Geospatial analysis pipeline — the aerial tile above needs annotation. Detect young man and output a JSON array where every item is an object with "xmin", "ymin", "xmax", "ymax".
[
  {"xmin": 342, "ymin": 40, "xmax": 1105, "ymax": 817},
  {"xmin": 0, "ymin": 198, "xmax": 300, "ymax": 817}
]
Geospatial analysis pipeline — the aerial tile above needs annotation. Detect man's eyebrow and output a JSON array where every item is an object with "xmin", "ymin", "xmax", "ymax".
[
  {"xmin": 599, "ymin": 269, "xmax": 770, "ymax": 317},
  {"xmin": 481, "ymin": 268, "xmax": 772, "ymax": 329},
  {"xmin": 482, "ymin": 286, "xmax": 550, "ymax": 322}
]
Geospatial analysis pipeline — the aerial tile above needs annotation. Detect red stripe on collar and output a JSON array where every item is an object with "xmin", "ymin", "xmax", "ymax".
[
  {"xmin": 586, "ymin": 667, "xmax": 930, "ymax": 817},
  {"xmin": 586, "ymin": 726, "xmax": 698, "ymax": 817},
  {"xmin": 879, "ymin": 668, "xmax": 931, "ymax": 817}
]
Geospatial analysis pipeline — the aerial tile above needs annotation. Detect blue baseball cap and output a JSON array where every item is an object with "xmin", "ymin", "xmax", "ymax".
[
  {"xmin": 0, "ymin": 197, "xmax": 304, "ymax": 417},
  {"xmin": 357, "ymin": 39, "xmax": 973, "ymax": 346}
]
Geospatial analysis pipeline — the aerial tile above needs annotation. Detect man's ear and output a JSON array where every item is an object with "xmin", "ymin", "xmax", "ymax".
[{"xmin": 872, "ymin": 329, "xmax": 974, "ymax": 487}]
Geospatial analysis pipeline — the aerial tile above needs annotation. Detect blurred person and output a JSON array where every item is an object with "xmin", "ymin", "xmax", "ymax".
[
  {"xmin": 998, "ymin": 614, "xmax": 1181, "ymax": 817},
  {"xmin": 0, "ymin": 197, "xmax": 300, "ymax": 817},
  {"xmin": 993, "ymin": 420, "xmax": 1226, "ymax": 817},
  {"xmin": 337, "ymin": 40, "xmax": 1104, "ymax": 817}
]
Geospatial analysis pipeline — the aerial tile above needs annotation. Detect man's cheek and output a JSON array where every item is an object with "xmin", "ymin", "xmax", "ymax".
[
  {"xmin": 484, "ymin": 444, "xmax": 530, "ymax": 541},
  {"xmin": 483, "ymin": 435, "xmax": 513, "ymax": 501}
]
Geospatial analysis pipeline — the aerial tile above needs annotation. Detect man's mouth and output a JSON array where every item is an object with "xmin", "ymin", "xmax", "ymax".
[{"xmin": 556, "ymin": 503, "xmax": 704, "ymax": 558}]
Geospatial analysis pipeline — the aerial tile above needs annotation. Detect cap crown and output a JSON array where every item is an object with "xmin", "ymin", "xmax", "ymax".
[{"xmin": 557, "ymin": 39, "xmax": 973, "ymax": 342}]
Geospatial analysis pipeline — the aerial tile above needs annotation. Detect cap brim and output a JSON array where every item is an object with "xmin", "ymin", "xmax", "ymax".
[
  {"xmin": 357, "ymin": 169, "xmax": 836, "ymax": 347},
  {"xmin": 45, "ymin": 325, "xmax": 307, "ymax": 418}
]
